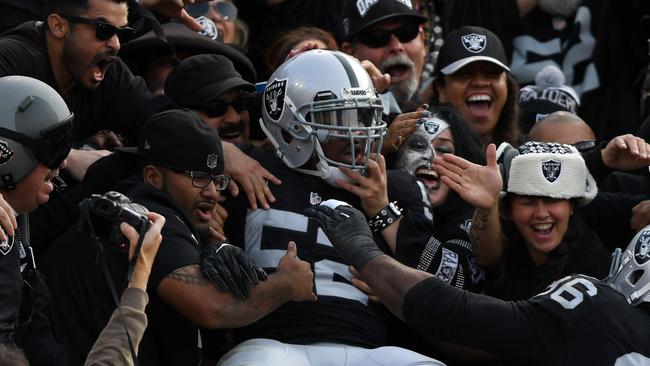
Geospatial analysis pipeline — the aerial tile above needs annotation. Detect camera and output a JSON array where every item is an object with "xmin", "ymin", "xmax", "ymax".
[{"xmin": 79, "ymin": 191, "xmax": 149, "ymax": 247}]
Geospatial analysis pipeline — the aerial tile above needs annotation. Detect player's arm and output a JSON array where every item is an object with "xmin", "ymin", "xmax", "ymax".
[{"xmin": 157, "ymin": 242, "xmax": 315, "ymax": 329}]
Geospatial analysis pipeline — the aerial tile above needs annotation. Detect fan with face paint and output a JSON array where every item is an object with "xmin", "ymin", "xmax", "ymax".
[{"xmin": 395, "ymin": 113, "xmax": 453, "ymax": 208}]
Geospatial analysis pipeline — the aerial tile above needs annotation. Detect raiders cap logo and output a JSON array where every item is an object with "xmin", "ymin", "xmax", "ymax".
[
  {"xmin": 0, "ymin": 233, "xmax": 14, "ymax": 256},
  {"xmin": 461, "ymin": 33, "xmax": 487, "ymax": 53},
  {"xmin": 264, "ymin": 78, "xmax": 287, "ymax": 122},
  {"xmin": 635, "ymin": 229, "xmax": 650, "ymax": 264},
  {"xmin": 541, "ymin": 160, "xmax": 561, "ymax": 182},
  {"xmin": 0, "ymin": 140, "xmax": 14, "ymax": 166},
  {"xmin": 206, "ymin": 153, "xmax": 219, "ymax": 169}
]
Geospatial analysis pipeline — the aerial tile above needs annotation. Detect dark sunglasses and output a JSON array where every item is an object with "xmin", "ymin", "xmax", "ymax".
[
  {"xmin": 59, "ymin": 14, "xmax": 135, "ymax": 43},
  {"xmin": 205, "ymin": 97, "xmax": 246, "ymax": 118},
  {"xmin": 0, "ymin": 116, "xmax": 74, "ymax": 169},
  {"xmin": 355, "ymin": 23, "xmax": 420, "ymax": 48},
  {"xmin": 572, "ymin": 140, "xmax": 598, "ymax": 153}
]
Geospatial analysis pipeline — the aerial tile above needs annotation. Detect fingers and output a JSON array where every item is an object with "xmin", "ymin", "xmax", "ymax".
[
  {"xmin": 120, "ymin": 222, "xmax": 139, "ymax": 260},
  {"xmin": 285, "ymin": 241, "xmax": 298, "ymax": 258},
  {"xmin": 227, "ymin": 179, "xmax": 240, "ymax": 198},
  {"xmin": 486, "ymin": 143, "xmax": 498, "ymax": 168},
  {"xmin": 209, "ymin": 226, "xmax": 227, "ymax": 241},
  {"xmin": 361, "ymin": 60, "xmax": 390, "ymax": 91},
  {"xmin": 0, "ymin": 194, "xmax": 15, "ymax": 238},
  {"xmin": 177, "ymin": 9, "xmax": 203, "ymax": 32}
]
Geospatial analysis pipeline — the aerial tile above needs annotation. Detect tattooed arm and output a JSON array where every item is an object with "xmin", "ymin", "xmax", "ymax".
[
  {"xmin": 433, "ymin": 144, "xmax": 505, "ymax": 266},
  {"xmin": 470, "ymin": 205, "xmax": 506, "ymax": 266},
  {"xmin": 157, "ymin": 242, "xmax": 316, "ymax": 329}
]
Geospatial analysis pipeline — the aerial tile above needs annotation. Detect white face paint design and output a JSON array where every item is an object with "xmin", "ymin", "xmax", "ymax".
[{"xmin": 395, "ymin": 117, "xmax": 450, "ymax": 176}]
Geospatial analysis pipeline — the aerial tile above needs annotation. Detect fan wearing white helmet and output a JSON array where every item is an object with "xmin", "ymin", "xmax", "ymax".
[
  {"xmin": 0, "ymin": 75, "xmax": 73, "ymax": 363},
  {"xmin": 213, "ymin": 49, "xmax": 443, "ymax": 365}
]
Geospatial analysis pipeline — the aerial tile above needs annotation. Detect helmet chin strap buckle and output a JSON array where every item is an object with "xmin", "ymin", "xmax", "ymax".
[{"xmin": 1, "ymin": 174, "xmax": 16, "ymax": 190}]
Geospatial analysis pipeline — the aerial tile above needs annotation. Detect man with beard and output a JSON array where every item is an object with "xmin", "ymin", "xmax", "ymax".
[
  {"xmin": 341, "ymin": 0, "xmax": 427, "ymax": 110},
  {"xmin": 165, "ymin": 54, "xmax": 254, "ymax": 146},
  {"xmin": 39, "ymin": 109, "xmax": 316, "ymax": 366}
]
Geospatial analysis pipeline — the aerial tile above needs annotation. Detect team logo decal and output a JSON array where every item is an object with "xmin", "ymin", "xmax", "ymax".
[
  {"xmin": 309, "ymin": 192, "xmax": 322, "ymax": 205},
  {"xmin": 0, "ymin": 140, "xmax": 14, "ymax": 166},
  {"xmin": 461, "ymin": 33, "xmax": 487, "ymax": 53},
  {"xmin": 264, "ymin": 78, "xmax": 287, "ymax": 122},
  {"xmin": 635, "ymin": 229, "xmax": 650, "ymax": 264},
  {"xmin": 206, "ymin": 153, "xmax": 219, "ymax": 169},
  {"xmin": 541, "ymin": 160, "xmax": 561, "ymax": 183},
  {"xmin": 196, "ymin": 16, "xmax": 218, "ymax": 40},
  {"xmin": 0, "ymin": 233, "xmax": 14, "ymax": 256},
  {"xmin": 435, "ymin": 248, "xmax": 459, "ymax": 284},
  {"xmin": 423, "ymin": 120, "xmax": 440, "ymax": 136}
]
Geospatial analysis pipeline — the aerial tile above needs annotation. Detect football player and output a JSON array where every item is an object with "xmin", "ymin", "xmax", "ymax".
[{"xmin": 216, "ymin": 49, "xmax": 442, "ymax": 365}]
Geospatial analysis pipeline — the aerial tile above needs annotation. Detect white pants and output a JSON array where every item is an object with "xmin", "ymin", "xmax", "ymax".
[{"xmin": 217, "ymin": 338, "xmax": 446, "ymax": 366}]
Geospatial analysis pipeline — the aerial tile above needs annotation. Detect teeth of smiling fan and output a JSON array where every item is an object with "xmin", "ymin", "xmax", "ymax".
[{"xmin": 466, "ymin": 94, "xmax": 492, "ymax": 102}]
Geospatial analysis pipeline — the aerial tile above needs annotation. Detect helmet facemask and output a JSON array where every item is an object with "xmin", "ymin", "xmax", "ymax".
[{"xmin": 608, "ymin": 225, "xmax": 650, "ymax": 306}]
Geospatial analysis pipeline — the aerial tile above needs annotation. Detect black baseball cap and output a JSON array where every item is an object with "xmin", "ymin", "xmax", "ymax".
[
  {"xmin": 164, "ymin": 54, "xmax": 255, "ymax": 110},
  {"xmin": 435, "ymin": 26, "xmax": 509, "ymax": 75},
  {"xmin": 118, "ymin": 109, "xmax": 224, "ymax": 174},
  {"xmin": 342, "ymin": 0, "xmax": 427, "ymax": 40}
]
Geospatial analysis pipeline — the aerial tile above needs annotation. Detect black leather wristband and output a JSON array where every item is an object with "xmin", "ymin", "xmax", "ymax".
[{"xmin": 367, "ymin": 201, "xmax": 402, "ymax": 232}]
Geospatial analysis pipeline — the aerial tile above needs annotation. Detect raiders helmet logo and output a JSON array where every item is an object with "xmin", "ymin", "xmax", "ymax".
[
  {"xmin": 0, "ymin": 233, "xmax": 14, "ymax": 256},
  {"xmin": 309, "ymin": 192, "xmax": 322, "ymax": 205},
  {"xmin": 541, "ymin": 160, "xmax": 561, "ymax": 182},
  {"xmin": 0, "ymin": 140, "xmax": 14, "ymax": 166},
  {"xmin": 636, "ymin": 229, "xmax": 650, "ymax": 264},
  {"xmin": 461, "ymin": 33, "xmax": 487, "ymax": 53},
  {"xmin": 206, "ymin": 153, "xmax": 219, "ymax": 169},
  {"xmin": 264, "ymin": 78, "xmax": 287, "ymax": 122}
]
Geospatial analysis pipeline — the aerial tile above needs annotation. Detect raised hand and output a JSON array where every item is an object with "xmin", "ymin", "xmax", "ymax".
[{"xmin": 433, "ymin": 143, "xmax": 502, "ymax": 209}]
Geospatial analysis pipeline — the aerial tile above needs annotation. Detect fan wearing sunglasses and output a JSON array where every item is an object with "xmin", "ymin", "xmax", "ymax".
[
  {"xmin": 341, "ymin": 0, "xmax": 427, "ymax": 108},
  {"xmin": 165, "ymin": 54, "xmax": 255, "ymax": 146}
]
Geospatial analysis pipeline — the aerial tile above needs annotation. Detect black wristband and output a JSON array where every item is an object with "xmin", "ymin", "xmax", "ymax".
[{"xmin": 367, "ymin": 202, "xmax": 402, "ymax": 232}]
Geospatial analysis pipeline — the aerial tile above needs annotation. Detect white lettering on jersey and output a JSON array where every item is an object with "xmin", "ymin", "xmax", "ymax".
[
  {"xmin": 510, "ymin": 6, "xmax": 599, "ymax": 98},
  {"xmin": 614, "ymin": 353, "xmax": 650, "ymax": 365},
  {"xmin": 245, "ymin": 208, "xmax": 368, "ymax": 305},
  {"xmin": 537, "ymin": 276, "xmax": 598, "ymax": 310}
]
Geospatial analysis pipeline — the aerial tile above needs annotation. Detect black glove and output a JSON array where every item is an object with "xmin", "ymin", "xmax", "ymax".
[
  {"xmin": 304, "ymin": 204, "xmax": 384, "ymax": 271},
  {"xmin": 200, "ymin": 243, "xmax": 268, "ymax": 300}
]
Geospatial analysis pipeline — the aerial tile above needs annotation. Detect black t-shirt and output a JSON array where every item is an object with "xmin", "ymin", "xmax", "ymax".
[
  {"xmin": 404, "ymin": 274, "xmax": 650, "ymax": 365},
  {"xmin": 486, "ymin": 216, "xmax": 611, "ymax": 301},
  {"xmin": 0, "ymin": 21, "xmax": 169, "ymax": 142},
  {"xmin": 40, "ymin": 179, "xmax": 202, "ymax": 366},
  {"xmin": 222, "ymin": 146, "xmax": 387, "ymax": 348}
]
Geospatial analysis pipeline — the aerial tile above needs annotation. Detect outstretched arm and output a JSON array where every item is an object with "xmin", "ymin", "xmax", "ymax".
[{"xmin": 432, "ymin": 144, "xmax": 506, "ymax": 266}]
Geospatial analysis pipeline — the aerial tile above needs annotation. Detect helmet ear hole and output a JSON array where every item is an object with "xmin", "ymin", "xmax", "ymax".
[
  {"xmin": 629, "ymin": 270, "xmax": 644, "ymax": 285},
  {"xmin": 280, "ymin": 129, "xmax": 293, "ymax": 145}
]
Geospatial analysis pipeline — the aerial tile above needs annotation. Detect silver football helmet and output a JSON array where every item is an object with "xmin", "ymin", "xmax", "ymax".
[
  {"xmin": 608, "ymin": 224, "xmax": 650, "ymax": 305},
  {"xmin": 0, "ymin": 76, "xmax": 73, "ymax": 190},
  {"xmin": 260, "ymin": 49, "xmax": 385, "ymax": 178}
]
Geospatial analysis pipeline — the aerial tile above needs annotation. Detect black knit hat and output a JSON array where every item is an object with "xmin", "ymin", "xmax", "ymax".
[
  {"xmin": 118, "ymin": 109, "xmax": 224, "ymax": 174},
  {"xmin": 435, "ymin": 26, "xmax": 509, "ymax": 75},
  {"xmin": 164, "ymin": 54, "xmax": 255, "ymax": 110},
  {"xmin": 342, "ymin": 0, "xmax": 426, "ymax": 40}
]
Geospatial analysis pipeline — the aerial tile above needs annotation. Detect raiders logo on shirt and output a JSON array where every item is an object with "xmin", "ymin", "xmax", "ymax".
[
  {"xmin": 264, "ymin": 78, "xmax": 287, "ymax": 121},
  {"xmin": 0, "ymin": 232, "xmax": 14, "ymax": 256}
]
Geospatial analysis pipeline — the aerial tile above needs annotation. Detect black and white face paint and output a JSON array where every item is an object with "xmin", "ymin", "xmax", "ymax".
[{"xmin": 395, "ymin": 116, "xmax": 450, "ymax": 178}]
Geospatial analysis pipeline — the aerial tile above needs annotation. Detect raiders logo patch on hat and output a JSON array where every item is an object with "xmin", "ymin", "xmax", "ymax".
[
  {"xmin": 635, "ymin": 229, "xmax": 650, "ymax": 264},
  {"xmin": 461, "ymin": 33, "xmax": 487, "ymax": 53},
  {"xmin": 264, "ymin": 78, "xmax": 287, "ymax": 122},
  {"xmin": 541, "ymin": 160, "xmax": 561, "ymax": 182},
  {"xmin": 0, "ymin": 233, "xmax": 14, "ymax": 256},
  {"xmin": 206, "ymin": 153, "xmax": 219, "ymax": 169},
  {"xmin": 0, "ymin": 140, "xmax": 14, "ymax": 166}
]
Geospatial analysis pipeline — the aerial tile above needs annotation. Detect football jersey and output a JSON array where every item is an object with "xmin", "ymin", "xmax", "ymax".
[
  {"xmin": 224, "ymin": 147, "xmax": 386, "ymax": 348},
  {"xmin": 404, "ymin": 274, "xmax": 650, "ymax": 365}
]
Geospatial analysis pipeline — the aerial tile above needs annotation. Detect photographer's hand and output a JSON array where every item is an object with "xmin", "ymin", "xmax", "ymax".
[{"xmin": 121, "ymin": 212, "xmax": 165, "ymax": 290}]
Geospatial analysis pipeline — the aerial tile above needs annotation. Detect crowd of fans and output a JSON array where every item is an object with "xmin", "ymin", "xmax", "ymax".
[{"xmin": 0, "ymin": 0, "xmax": 649, "ymax": 365}]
